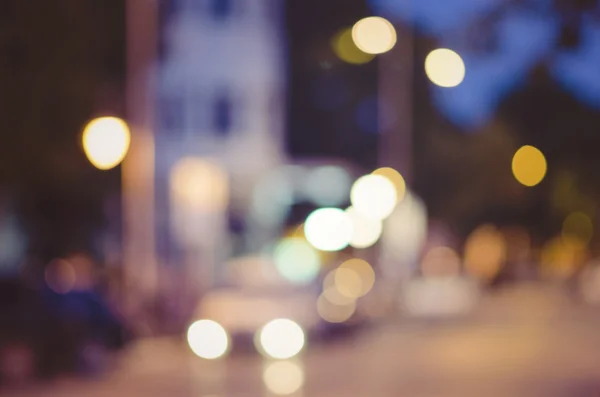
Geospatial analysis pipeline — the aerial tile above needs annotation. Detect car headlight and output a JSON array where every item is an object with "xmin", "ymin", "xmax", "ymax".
[{"xmin": 187, "ymin": 319, "xmax": 230, "ymax": 359}]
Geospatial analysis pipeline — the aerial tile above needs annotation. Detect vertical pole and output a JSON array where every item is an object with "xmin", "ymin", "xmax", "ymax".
[
  {"xmin": 123, "ymin": 0, "xmax": 158, "ymax": 314},
  {"xmin": 378, "ymin": 21, "xmax": 413, "ymax": 183}
]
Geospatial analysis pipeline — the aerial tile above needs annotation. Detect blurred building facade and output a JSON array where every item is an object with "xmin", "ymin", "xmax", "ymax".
[{"xmin": 154, "ymin": 0, "xmax": 287, "ymax": 290}]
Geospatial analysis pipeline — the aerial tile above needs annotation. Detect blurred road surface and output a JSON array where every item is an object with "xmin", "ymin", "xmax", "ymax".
[{"xmin": 5, "ymin": 282, "xmax": 600, "ymax": 397}]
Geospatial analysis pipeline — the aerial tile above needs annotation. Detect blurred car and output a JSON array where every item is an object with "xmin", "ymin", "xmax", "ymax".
[{"xmin": 193, "ymin": 255, "xmax": 321, "ymax": 351}]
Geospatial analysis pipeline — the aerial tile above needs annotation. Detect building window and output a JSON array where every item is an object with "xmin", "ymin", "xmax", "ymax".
[
  {"xmin": 158, "ymin": 94, "xmax": 185, "ymax": 133},
  {"xmin": 212, "ymin": 91, "xmax": 233, "ymax": 136}
]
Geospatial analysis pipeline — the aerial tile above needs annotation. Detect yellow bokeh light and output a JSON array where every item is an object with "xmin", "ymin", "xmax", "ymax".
[
  {"xmin": 334, "ymin": 268, "xmax": 363, "ymax": 299},
  {"xmin": 170, "ymin": 158, "xmax": 229, "ymax": 211},
  {"xmin": 82, "ymin": 117, "xmax": 131, "ymax": 170},
  {"xmin": 332, "ymin": 28, "xmax": 374, "ymax": 65},
  {"xmin": 421, "ymin": 246, "xmax": 461, "ymax": 278},
  {"xmin": 322, "ymin": 270, "xmax": 355, "ymax": 305},
  {"xmin": 540, "ymin": 236, "xmax": 587, "ymax": 279},
  {"xmin": 273, "ymin": 238, "xmax": 321, "ymax": 284},
  {"xmin": 257, "ymin": 319, "xmax": 305, "ymax": 360},
  {"xmin": 464, "ymin": 225, "xmax": 507, "ymax": 281},
  {"xmin": 372, "ymin": 167, "xmax": 406, "ymax": 202},
  {"xmin": 339, "ymin": 258, "xmax": 375, "ymax": 297},
  {"xmin": 317, "ymin": 293, "xmax": 356, "ymax": 324},
  {"xmin": 304, "ymin": 208, "xmax": 353, "ymax": 252},
  {"xmin": 351, "ymin": 16, "xmax": 397, "ymax": 55},
  {"xmin": 187, "ymin": 319, "xmax": 229, "ymax": 360},
  {"xmin": 345, "ymin": 206, "xmax": 383, "ymax": 249},
  {"xmin": 424, "ymin": 48, "xmax": 466, "ymax": 88},
  {"xmin": 262, "ymin": 361, "xmax": 305, "ymax": 396},
  {"xmin": 562, "ymin": 212, "xmax": 593, "ymax": 245},
  {"xmin": 512, "ymin": 145, "xmax": 547, "ymax": 187},
  {"xmin": 350, "ymin": 174, "xmax": 398, "ymax": 221}
]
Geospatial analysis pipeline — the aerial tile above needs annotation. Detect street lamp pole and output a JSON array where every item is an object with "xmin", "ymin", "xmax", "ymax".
[
  {"xmin": 378, "ymin": 20, "xmax": 413, "ymax": 184},
  {"xmin": 123, "ymin": 0, "xmax": 158, "ymax": 316}
]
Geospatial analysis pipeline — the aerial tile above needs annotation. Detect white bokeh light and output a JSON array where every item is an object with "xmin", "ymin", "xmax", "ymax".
[
  {"xmin": 345, "ymin": 206, "xmax": 383, "ymax": 248},
  {"xmin": 350, "ymin": 174, "xmax": 398, "ymax": 221},
  {"xmin": 257, "ymin": 319, "xmax": 305, "ymax": 359},
  {"xmin": 425, "ymin": 48, "xmax": 466, "ymax": 88},
  {"xmin": 273, "ymin": 238, "xmax": 321, "ymax": 284},
  {"xmin": 352, "ymin": 16, "xmax": 397, "ymax": 55},
  {"xmin": 304, "ymin": 208, "xmax": 353, "ymax": 251},
  {"xmin": 262, "ymin": 360, "xmax": 305, "ymax": 395},
  {"xmin": 187, "ymin": 319, "xmax": 229, "ymax": 359}
]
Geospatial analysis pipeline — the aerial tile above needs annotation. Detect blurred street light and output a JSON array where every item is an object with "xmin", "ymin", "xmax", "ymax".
[
  {"xmin": 82, "ymin": 117, "xmax": 131, "ymax": 170},
  {"xmin": 425, "ymin": 48, "xmax": 466, "ymax": 88},
  {"xmin": 512, "ymin": 145, "xmax": 547, "ymax": 187},
  {"xmin": 352, "ymin": 16, "xmax": 397, "ymax": 55}
]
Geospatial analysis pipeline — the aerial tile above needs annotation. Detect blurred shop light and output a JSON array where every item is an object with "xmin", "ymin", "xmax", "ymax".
[
  {"xmin": 350, "ymin": 174, "xmax": 398, "ymax": 221},
  {"xmin": 262, "ymin": 360, "xmax": 305, "ymax": 395},
  {"xmin": 421, "ymin": 246, "xmax": 462, "ymax": 279},
  {"xmin": 540, "ymin": 236, "xmax": 588, "ymax": 280},
  {"xmin": 170, "ymin": 157, "xmax": 229, "ymax": 211},
  {"xmin": 464, "ymin": 224, "xmax": 507, "ymax": 282},
  {"xmin": 352, "ymin": 16, "xmax": 397, "ymax": 55},
  {"xmin": 303, "ymin": 165, "xmax": 352, "ymax": 207},
  {"xmin": 304, "ymin": 208, "xmax": 353, "ymax": 252},
  {"xmin": 317, "ymin": 293, "xmax": 357, "ymax": 324},
  {"xmin": 187, "ymin": 319, "xmax": 229, "ymax": 360},
  {"xmin": 339, "ymin": 258, "xmax": 376, "ymax": 297},
  {"xmin": 257, "ymin": 319, "xmax": 305, "ymax": 360},
  {"xmin": 273, "ymin": 237, "xmax": 321, "ymax": 285},
  {"xmin": 345, "ymin": 206, "xmax": 383, "ymax": 249},
  {"xmin": 562, "ymin": 211, "xmax": 593, "ymax": 246}
]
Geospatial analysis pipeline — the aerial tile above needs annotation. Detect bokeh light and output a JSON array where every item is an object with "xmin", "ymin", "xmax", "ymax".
[
  {"xmin": 303, "ymin": 166, "xmax": 352, "ymax": 207},
  {"xmin": 304, "ymin": 208, "xmax": 353, "ymax": 251},
  {"xmin": 421, "ymin": 246, "xmax": 461, "ymax": 279},
  {"xmin": 350, "ymin": 174, "xmax": 398, "ymax": 221},
  {"xmin": 317, "ymin": 293, "xmax": 357, "ymax": 324},
  {"xmin": 351, "ymin": 16, "xmax": 397, "ymax": 55},
  {"xmin": 464, "ymin": 225, "xmax": 507, "ymax": 282},
  {"xmin": 540, "ymin": 236, "xmax": 588, "ymax": 279},
  {"xmin": 332, "ymin": 28, "xmax": 374, "ymax": 65},
  {"xmin": 187, "ymin": 319, "xmax": 229, "ymax": 360},
  {"xmin": 44, "ymin": 259, "xmax": 76, "ymax": 294},
  {"xmin": 171, "ymin": 157, "xmax": 229, "ymax": 211},
  {"xmin": 262, "ymin": 360, "xmax": 305, "ymax": 395},
  {"xmin": 334, "ymin": 268, "xmax": 363, "ymax": 299},
  {"xmin": 273, "ymin": 238, "xmax": 321, "ymax": 284},
  {"xmin": 562, "ymin": 211, "xmax": 593, "ymax": 246},
  {"xmin": 345, "ymin": 206, "xmax": 383, "ymax": 249},
  {"xmin": 257, "ymin": 319, "xmax": 305, "ymax": 359},
  {"xmin": 372, "ymin": 167, "xmax": 406, "ymax": 202},
  {"xmin": 512, "ymin": 145, "xmax": 547, "ymax": 187},
  {"xmin": 339, "ymin": 258, "xmax": 376, "ymax": 297},
  {"xmin": 424, "ymin": 49, "xmax": 466, "ymax": 88},
  {"xmin": 82, "ymin": 117, "xmax": 131, "ymax": 170}
]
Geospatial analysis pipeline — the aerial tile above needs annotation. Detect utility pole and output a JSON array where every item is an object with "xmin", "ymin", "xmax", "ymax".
[
  {"xmin": 378, "ymin": 21, "xmax": 413, "ymax": 183},
  {"xmin": 123, "ymin": 0, "xmax": 158, "ymax": 318}
]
